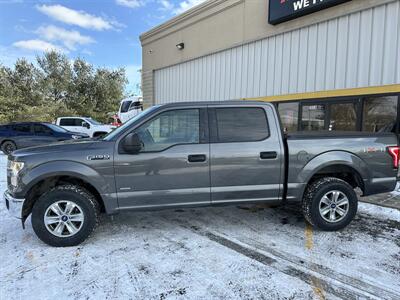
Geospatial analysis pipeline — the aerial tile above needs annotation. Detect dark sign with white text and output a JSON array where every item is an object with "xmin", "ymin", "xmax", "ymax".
[{"xmin": 268, "ymin": 0, "xmax": 352, "ymax": 25}]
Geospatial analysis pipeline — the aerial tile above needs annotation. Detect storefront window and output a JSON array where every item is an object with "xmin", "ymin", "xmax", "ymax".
[
  {"xmin": 278, "ymin": 102, "xmax": 299, "ymax": 132},
  {"xmin": 362, "ymin": 96, "xmax": 398, "ymax": 133},
  {"xmin": 301, "ymin": 104, "xmax": 325, "ymax": 131},
  {"xmin": 329, "ymin": 102, "xmax": 357, "ymax": 131}
]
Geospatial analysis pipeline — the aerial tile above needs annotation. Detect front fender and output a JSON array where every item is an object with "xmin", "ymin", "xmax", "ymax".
[{"xmin": 18, "ymin": 161, "xmax": 118, "ymax": 214}]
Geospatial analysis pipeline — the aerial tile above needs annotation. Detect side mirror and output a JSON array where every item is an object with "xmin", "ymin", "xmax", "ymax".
[
  {"xmin": 82, "ymin": 122, "xmax": 90, "ymax": 129},
  {"xmin": 122, "ymin": 133, "xmax": 142, "ymax": 154}
]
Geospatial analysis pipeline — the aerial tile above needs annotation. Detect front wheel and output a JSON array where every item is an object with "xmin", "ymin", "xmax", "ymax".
[
  {"xmin": 31, "ymin": 185, "xmax": 99, "ymax": 247},
  {"xmin": 302, "ymin": 177, "xmax": 358, "ymax": 231}
]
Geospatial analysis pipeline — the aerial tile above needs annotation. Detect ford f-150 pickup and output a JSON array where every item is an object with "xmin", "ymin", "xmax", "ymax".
[{"xmin": 4, "ymin": 101, "xmax": 399, "ymax": 247}]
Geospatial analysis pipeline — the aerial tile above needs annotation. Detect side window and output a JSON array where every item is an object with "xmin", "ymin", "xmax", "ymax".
[
  {"xmin": 135, "ymin": 109, "xmax": 200, "ymax": 152},
  {"xmin": 363, "ymin": 96, "xmax": 398, "ymax": 132},
  {"xmin": 12, "ymin": 124, "xmax": 31, "ymax": 133},
  {"xmin": 129, "ymin": 101, "xmax": 143, "ymax": 111},
  {"xmin": 74, "ymin": 119, "xmax": 85, "ymax": 126},
  {"xmin": 301, "ymin": 104, "xmax": 326, "ymax": 131},
  {"xmin": 120, "ymin": 101, "xmax": 132, "ymax": 113},
  {"xmin": 278, "ymin": 102, "xmax": 299, "ymax": 133},
  {"xmin": 215, "ymin": 107, "xmax": 269, "ymax": 142},
  {"xmin": 34, "ymin": 124, "xmax": 52, "ymax": 135},
  {"xmin": 59, "ymin": 119, "xmax": 74, "ymax": 126}
]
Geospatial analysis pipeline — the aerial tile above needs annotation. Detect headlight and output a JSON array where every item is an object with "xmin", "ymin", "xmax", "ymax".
[
  {"xmin": 8, "ymin": 161, "xmax": 24, "ymax": 174},
  {"xmin": 72, "ymin": 135, "xmax": 80, "ymax": 139},
  {"xmin": 8, "ymin": 160, "xmax": 24, "ymax": 187}
]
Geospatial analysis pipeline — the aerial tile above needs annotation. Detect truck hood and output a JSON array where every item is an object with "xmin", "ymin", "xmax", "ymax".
[{"xmin": 10, "ymin": 139, "xmax": 100, "ymax": 160}]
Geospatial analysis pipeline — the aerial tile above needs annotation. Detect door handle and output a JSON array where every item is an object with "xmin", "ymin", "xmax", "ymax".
[
  {"xmin": 260, "ymin": 151, "xmax": 277, "ymax": 159},
  {"xmin": 188, "ymin": 154, "xmax": 207, "ymax": 163}
]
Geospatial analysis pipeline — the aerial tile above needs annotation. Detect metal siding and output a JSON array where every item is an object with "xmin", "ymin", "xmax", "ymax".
[
  {"xmin": 326, "ymin": 19, "xmax": 338, "ymax": 90},
  {"xmin": 358, "ymin": 8, "xmax": 373, "ymax": 87},
  {"xmin": 154, "ymin": 2, "xmax": 400, "ymax": 104},
  {"xmin": 306, "ymin": 24, "xmax": 317, "ymax": 92},
  {"xmin": 346, "ymin": 12, "xmax": 360, "ymax": 88},
  {"xmin": 370, "ymin": 5, "xmax": 386, "ymax": 86},
  {"xmin": 297, "ymin": 27, "xmax": 308, "ymax": 93},
  {"xmin": 315, "ymin": 22, "xmax": 328, "ymax": 91},
  {"xmin": 289, "ymin": 29, "xmax": 300, "ymax": 94},
  {"xmin": 335, "ymin": 15, "xmax": 348, "ymax": 89}
]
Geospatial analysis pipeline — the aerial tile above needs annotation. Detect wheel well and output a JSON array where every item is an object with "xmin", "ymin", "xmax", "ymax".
[
  {"xmin": 307, "ymin": 164, "xmax": 365, "ymax": 194},
  {"xmin": 93, "ymin": 131, "xmax": 108, "ymax": 137},
  {"xmin": 1, "ymin": 139, "xmax": 14, "ymax": 146},
  {"xmin": 22, "ymin": 176, "xmax": 105, "ymax": 220}
]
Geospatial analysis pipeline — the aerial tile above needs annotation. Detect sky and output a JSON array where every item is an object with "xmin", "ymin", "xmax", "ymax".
[{"xmin": 0, "ymin": 0, "xmax": 206, "ymax": 95}]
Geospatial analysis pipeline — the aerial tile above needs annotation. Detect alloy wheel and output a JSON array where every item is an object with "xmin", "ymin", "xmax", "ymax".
[
  {"xmin": 319, "ymin": 190, "xmax": 349, "ymax": 223},
  {"xmin": 44, "ymin": 200, "xmax": 85, "ymax": 237}
]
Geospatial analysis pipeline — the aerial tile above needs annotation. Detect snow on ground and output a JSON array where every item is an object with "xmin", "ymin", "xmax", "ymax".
[
  {"xmin": 392, "ymin": 182, "xmax": 400, "ymax": 197},
  {"xmin": 0, "ymin": 154, "xmax": 399, "ymax": 299}
]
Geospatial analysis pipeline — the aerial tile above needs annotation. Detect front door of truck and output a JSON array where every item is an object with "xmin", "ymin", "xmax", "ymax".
[
  {"xmin": 208, "ymin": 105, "xmax": 284, "ymax": 203},
  {"xmin": 114, "ymin": 107, "xmax": 210, "ymax": 209}
]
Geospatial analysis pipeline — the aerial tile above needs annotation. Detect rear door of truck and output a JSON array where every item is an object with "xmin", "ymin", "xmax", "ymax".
[{"xmin": 208, "ymin": 103, "xmax": 285, "ymax": 203}]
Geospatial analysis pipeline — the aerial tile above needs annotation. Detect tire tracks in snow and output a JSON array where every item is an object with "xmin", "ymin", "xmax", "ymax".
[{"xmin": 171, "ymin": 218, "xmax": 400, "ymax": 300}]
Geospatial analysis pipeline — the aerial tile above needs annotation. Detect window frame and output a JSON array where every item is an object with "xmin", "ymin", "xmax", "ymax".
[
  {"xmin": 361, "ymin": 94, "xmax": 399, "ymax": 133},
  {"xmin": 118, "ymin": 107, "xmax": 208, "ymax": 154},
  {"xmin": 59, "ymin": 118, "xmax": 78, "ymax": 127},
  {"xmin": 276, "ymin": 92, "xmax": 399, "ymax": 135},
  {"xmin": 11, "ymin": 123, "xmax": 32, "ymax": 134},
  {"xmin": 208, "ymin": 106, "xmax": 270, "ymax": 144},
  {"xmin": 33, "ymin": 123, "xmax": 53, "ymax": 135},
  {"xmin": 299, "ymin": 98, "xmax": 361, "ymax": 131},
  {"xmin": 120, "ymin": 101, "xmax": 132, "ymax": 113}
]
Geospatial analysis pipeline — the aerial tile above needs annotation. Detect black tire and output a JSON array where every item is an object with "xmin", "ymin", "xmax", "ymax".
[
  {"xmin": 1, "ymin": 140, "xmax": 17, "ymax": 155},
  {"xmin": 302, "ymin": 177, "xmax": 358, "ymax": 231},
  {"xmin": 31, "ymin": 185, "xmax": 100, "ymax": 247}
]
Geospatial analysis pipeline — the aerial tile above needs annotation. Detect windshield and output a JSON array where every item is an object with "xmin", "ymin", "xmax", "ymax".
[
  {"xmin": 46, "ymin": 123, "xmax": 68, "ymax": 133},
  {"xmin": 103, "ymin": 105, "xmax": 160, "ymax": 141},
  {"xmin": 86, "ymin": 118, "xmax": 102, "ymax": 125}
]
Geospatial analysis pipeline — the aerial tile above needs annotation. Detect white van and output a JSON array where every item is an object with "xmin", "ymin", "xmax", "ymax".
[{"xmin": 118, "ymin": 96, "xmax": 143, "ymax": 123}]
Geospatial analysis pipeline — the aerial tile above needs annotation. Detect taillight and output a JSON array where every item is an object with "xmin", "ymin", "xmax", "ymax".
[{"xmin": 388, "ymin": 146, "xmax": 399, "ymax": 169}]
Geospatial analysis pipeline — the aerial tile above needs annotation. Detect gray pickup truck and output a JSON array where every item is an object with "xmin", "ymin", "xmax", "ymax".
[{"xmin": 4, "ymin": 101, "xmax": 399, "ymax": 247}]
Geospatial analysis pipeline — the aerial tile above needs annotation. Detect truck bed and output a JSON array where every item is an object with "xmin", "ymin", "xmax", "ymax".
[{"xmin": 285, "ymin": 131, "xmax": 399, "ymax": 201}]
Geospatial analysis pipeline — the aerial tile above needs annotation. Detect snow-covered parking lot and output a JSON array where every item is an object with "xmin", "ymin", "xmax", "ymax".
[{"xmin": 1, "ymin": 154, "xmax": 399, "ymax": 300}]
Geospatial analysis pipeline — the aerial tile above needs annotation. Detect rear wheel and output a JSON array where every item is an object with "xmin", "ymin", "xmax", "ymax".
[
  {"xmin": 31, "ymin": 185, "xmax": 99, "ymax": 247},
  {"xmin": 1, "ymin": 140, "xmax": 16, "ymax": 155},
  {"xmin": 302, "ymin": 177, "xmax": 358, "ymax": 231}
]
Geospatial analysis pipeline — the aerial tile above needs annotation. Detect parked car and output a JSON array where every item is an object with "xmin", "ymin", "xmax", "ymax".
[
  {"xmin": 4, "ymin": 101, "xmax": 399, "ymax": 247},
  {"xmin": 118, "ymin": 96, "xmax": 143, "ymax": 123},
  {"xmin": 0, "ymin": 122, "xmax": 88, "ymax": 155},
  {"xmin": 55, "ymin": 117, "xmax": 115, "ymax": 138}
]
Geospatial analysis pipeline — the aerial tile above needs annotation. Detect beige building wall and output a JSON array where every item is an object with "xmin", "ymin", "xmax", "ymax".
[{"xmin": 140, "ymin": 0, "xmax": 397, "ymax": 107}]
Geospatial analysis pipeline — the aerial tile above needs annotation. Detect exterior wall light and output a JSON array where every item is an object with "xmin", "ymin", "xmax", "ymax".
[{"xmin": 176, "ymin": 42, "xmax": 185, "ymax": 50}]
